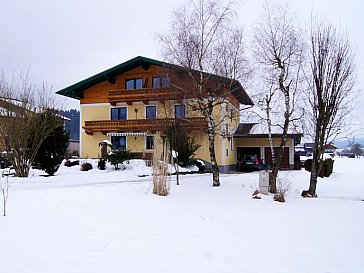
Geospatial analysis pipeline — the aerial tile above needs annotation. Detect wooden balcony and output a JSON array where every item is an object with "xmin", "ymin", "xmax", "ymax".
[
  {"xmin": 83, "ymin": 117, "xmax": 207, "ymax": 135},
  {"xmin": 108, "ymin": 88, "xmax": 188, "ymax": 105}
]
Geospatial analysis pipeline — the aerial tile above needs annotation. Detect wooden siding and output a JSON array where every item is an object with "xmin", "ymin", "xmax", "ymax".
[{"xmin": 80, "ymin": 65, "xmax": 240, "ymax": 108}]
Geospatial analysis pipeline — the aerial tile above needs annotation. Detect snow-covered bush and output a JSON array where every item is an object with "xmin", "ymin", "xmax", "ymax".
[{"xmin": 193, "ymin": 159, "xmax": 206, "ymax": 173}]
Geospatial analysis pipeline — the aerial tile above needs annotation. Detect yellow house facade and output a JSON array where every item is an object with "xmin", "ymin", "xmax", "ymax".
[{"xmin": 56, "ymin": 56, "xmax": 301, "ymax": 172}]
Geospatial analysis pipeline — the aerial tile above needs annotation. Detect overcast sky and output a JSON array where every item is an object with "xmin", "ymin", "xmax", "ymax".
[{"xmin": 1, "ymin": 0, "xmax": 363, "ymax": 136}]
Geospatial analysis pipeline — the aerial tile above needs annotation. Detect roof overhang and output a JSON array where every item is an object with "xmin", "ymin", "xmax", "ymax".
[{"xmin": 234, "ymin": 133, "xmax": 303, "ymax": 138}]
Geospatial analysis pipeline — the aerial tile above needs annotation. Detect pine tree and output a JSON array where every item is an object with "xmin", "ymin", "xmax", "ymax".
[{"xmin": 33, "ymin": 124, "xmax": 69, "ymax": 176}]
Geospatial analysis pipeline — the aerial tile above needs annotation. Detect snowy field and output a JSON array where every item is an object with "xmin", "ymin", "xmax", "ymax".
[{"xmin": 1, "ymin": 157, "xmax": 363, "ymax": 273}]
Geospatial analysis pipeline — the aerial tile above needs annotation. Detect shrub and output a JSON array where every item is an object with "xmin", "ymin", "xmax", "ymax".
[
  {"xmin": 98, "ymin": 159, "xmax": 106, "ymax": 170},
  {"xmin": 81, "ymin": 162, "xmax": 93, "ymax": 171},
  {"xmin": 273, "ymin": 192, "xmax": 285, "ymax": 202},
  {"xmin": 294, "ymin": 154, "xmax": 301, "ymax": 170},
  {"xmin": 194, "ymin": 159, "xmax": 206, "ymax": 173},
  {"xmin": 304, "ymin": 158, "xmax": 334, "ymax": 177},
  {"xmin": 165, "ymin": 123, "xmax": 201, "ymax": 165},
  {"xmin": 33, "ymin": 125, "xmax": 69, "ymax": 176},
  {"xmin": 321, "ymin": 158, "xmax": 334, "ymax": 177},
  {"xmin": 304, "ymin": 159, "xmax": 312, "ymax": 172},
  {"xmin": 64, "ymin": 160, "xmax": 80, "ymax": 167},
  {"xmin": 274, "ymin": 178, "xmax": 291, "ymax": 203},
  {"xmin": 108, "ymin": 149, "xmax": 130, "ymax": 170}
]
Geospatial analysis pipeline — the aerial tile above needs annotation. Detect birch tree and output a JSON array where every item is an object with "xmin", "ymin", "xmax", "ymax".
[
  {"xmin": 159, "ymin": 0, "xmax": 251, "ymax": 186},
  {"xmin": 304, "ymin": 22, "xmax": 356, "ymax": 197},
  {"xmin": 253, "ymin": 4, "xmax": 304, "ymax": 193}
]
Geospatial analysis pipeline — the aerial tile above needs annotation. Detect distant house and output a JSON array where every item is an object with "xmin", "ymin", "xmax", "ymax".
[
  {"xmin": 0, "ymin": 98, "xmax": 32, "ymax": 151},
  {"xmin": 304, "ymin": 143, "xmax": 315, "ymax": 156},
  {"xmin": 325, "ymin": 143, "xmax": 337, "ymax": 153},
  {"xmin": 303, "ymin": 142, "xmax": 337, "ymax": 156}
]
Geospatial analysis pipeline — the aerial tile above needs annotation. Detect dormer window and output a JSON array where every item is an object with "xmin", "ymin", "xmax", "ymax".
[
  {"xmin": 152, "ymin": 76, "xmax": 170, "ymax": 88},
  {"xmin": 126, "ymin": 78, "xmax": 143, "ymax": 89}
]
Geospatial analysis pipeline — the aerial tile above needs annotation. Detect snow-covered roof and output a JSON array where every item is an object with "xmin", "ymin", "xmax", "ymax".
[{"xmin": 234, "ymin": 123, "xmax": 302, "ymax": 137}]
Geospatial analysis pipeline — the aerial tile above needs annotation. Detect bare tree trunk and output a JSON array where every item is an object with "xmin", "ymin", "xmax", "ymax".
[
  {"xmin": 308, "ymin": 153, "xmax": 318, "ymax": 196},
  {"xmin": 271, "ymin": 117, "xmax": 289, "ymax": 193},
  {"xmin": 1, "ymin": 176, "xmax": 10, "ymax": 216},
  {"xmin": 207, "ymin": 125, "xmax": 219, "ymax": 186}
]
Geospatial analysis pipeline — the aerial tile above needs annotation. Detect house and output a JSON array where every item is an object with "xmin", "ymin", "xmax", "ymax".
[
  {"xmin": 0, "ymin": 97, "xmax": 33, "ymax": 151},
  {"xmin": 324, "ymin": 143, "xmax": 337, "ymax": 154},
  {"xmin": 56, "ymin": 56, "xmax": 300, "ymax": 172},
  {"xmin": 304, "ymin": 143, "xmax": 315, "ymax": 156}
]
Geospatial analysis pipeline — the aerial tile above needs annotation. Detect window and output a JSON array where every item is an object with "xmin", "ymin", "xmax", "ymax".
[
  {"xmin": 146, "ymin": 136, "xmax": 154, "ymax": 150},
  {"xmin": 111, "ymin": 136, "xmax": 126, "ymax": 149},
  {"xmin": 111, "ymin": 107, "xmax": 127, "ymax": 120},
  {"xmin": 146, "ymin": 105, "xmax": 156, "ymax": 119},
  {"xmin": 175, "ymin": 105, "xmax": 186, "ymax": 119},
  {"xmin": 125, "ymin": 78, "xmax": 143, "ymax": 89},
  {"xmin": 152, "ymin": 77, "xmax": 160, "ymax": 88},
  {"xmin": 152, "ymin": 76, "xmax": 170, "ymax": 88}
]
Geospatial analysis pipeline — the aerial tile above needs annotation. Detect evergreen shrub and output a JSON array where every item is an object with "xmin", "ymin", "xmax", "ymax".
[
  {"xmin": 108, "ymin": 149, "xmax": 130, "ymax": 170},
  {"xmin": 98, "ymin": 159, "xmax": 106, "ymax": 170},
  {"xmin": 81, "ymin": 162, "xmax": 93, "ymax": 171},
  {"xmin": 64, "ymin": 160, "xmax": 80, "ymax": 167},
  {"xmin": 32, "ymin": 121, "xmax": 69, "ymax": 176},
  {"xmin": 304, "ymin": 158, "xmax": 334, "ymax": 177}
]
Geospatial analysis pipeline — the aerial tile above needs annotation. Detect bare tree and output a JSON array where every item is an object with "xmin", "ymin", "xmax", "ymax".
[
  {"xmin": 159, "ymin": 0, "xmax": 251, "ymax": 186},
  {"xmin": 0, "ymin": 72, "xmax": 63, "ymax": 177},
  {"xmin": 253, "ymin": 4, "xmax": 305, "ymax": 193},
  {"xmin": 304, "ymin": 22, "xmax": 356, "ymax": 197}
]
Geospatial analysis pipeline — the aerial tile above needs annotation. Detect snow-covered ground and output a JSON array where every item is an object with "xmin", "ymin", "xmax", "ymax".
[{"xmin": 1, "ymin": 157, "xmax": 363, "ymax": 273}]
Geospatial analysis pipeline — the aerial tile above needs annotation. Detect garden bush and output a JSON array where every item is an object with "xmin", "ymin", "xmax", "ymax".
[
  {"xmin": 81, "ymin": 162, "xmax": 93, "ymax": 171},
  {"xmin": 32, "ymin": 125, "xmax": 69, "ymax": 176},
  {"xmin": 294, "ymin": 154, "xmax": 302, "ymax": 170},
  {"xmin": 98, "ymin": 159, "xmax": 106, "ymax": 170},
  {"xmin": 304, "ymin": 158, "xmax": 334, "ymax": 177},
  {"xmin": 64, "ymin": 160, "xmax": 80, "ymax": 167},
  {"xmin": 194, "ymin": 159, "xmax": 206, "ymax": 173},
  {"xmin": 304, "ymin": 158, "xmax": 312, "ymax": 172},
  {"xmin": 321, "ymin": 158, "xmax": 334, "ymax": 177},
  {"xmin": 108, "ymin": 149, "xmax": 130, "ymax": 170}
]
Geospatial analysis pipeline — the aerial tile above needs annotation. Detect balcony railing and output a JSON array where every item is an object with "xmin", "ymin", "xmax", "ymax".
[
  {"xmin": 108, "ymin": 88, "xmax": 188, "ymax": 105},
  {"xmin": 83, "ymin": 117, "xmax": 207, "ymax": 135}
]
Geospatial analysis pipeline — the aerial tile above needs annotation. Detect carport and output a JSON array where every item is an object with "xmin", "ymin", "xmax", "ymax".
[
  {"xmin": 237, "ymin": 147, "xmax": 261, "ymax": 161},
  {"xmin": 233, "ymin": 123, "xmax": 302, "ymax": 170}
]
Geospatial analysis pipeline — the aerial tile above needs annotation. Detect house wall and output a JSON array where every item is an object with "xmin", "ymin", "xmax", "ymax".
[{"xmin": 80, "ymin": 101, "xmax": 240, "ymax": 169}]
